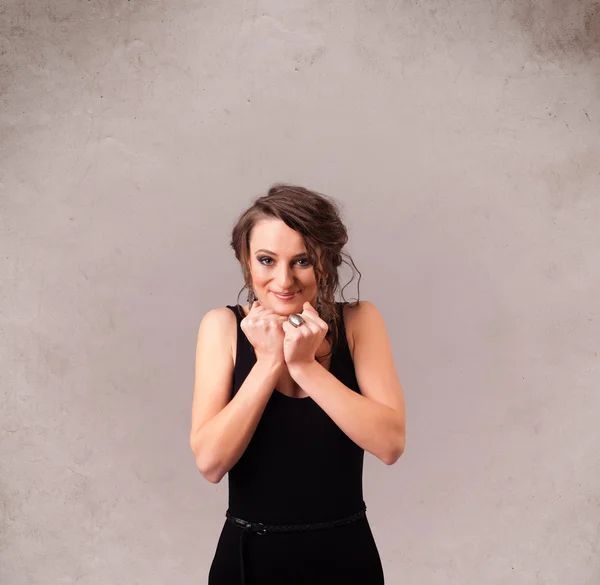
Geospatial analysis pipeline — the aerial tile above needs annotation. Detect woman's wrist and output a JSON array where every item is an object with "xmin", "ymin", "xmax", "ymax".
[{"xmin": 255, "ymin": 355, "xmax": 285, "ymax": 372}]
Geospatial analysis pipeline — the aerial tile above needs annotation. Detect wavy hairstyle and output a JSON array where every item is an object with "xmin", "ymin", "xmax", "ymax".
[{"xmin": 230, "ymin": 183, "xmax": 362, "ymax": 360}]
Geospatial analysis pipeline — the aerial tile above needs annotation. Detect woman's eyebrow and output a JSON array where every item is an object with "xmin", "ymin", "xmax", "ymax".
[{"xmin": 255, "ymin": 249, "xmax": 307, "ymax": 257}]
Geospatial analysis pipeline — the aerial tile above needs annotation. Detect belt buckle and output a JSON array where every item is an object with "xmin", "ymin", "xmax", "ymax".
[
  {"xmin": 253, "ymin": 522, "xmax": 267, "ymax": 535},
  {"xmin": 232, "ymin": 517, "xmax": 251, "ymax": 530}
]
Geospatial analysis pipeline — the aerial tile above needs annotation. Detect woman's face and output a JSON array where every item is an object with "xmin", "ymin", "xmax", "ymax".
[{"xmin": 247, "ymin": 218, "xmax": 320, "ymax": 315}]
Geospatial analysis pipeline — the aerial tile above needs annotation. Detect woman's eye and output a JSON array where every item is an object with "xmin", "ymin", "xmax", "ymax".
[{"xmin": 258, "ymin": 257, "xmax": 310, "ymax": 267}]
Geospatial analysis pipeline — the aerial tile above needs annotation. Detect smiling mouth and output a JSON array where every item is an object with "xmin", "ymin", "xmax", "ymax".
[{"xmin": 273, "ymin": 291, "xmax": 298, "ymax": 299}]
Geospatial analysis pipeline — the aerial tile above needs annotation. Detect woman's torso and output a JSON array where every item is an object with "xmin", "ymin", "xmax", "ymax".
[{"xmin": 224, "ymin": 301, "xmax": 366, "ymax": 525}]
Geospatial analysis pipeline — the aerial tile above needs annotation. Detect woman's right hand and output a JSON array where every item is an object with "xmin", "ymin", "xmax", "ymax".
[{"xmin": 240, "ymin": 301, "xmax": 288, "ymax": 366}]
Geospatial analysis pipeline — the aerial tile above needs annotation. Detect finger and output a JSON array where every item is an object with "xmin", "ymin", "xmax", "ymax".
[
  {"xmin": 303, "ymin": 313, "xmax": 326, "ymax": 335},
  {"xmin": 300, "ymin": 310, "xmax": 327, "ymax": 331},
  {"xmin": 282, "ymin": 320, "xmax": 303, "ymax": 335},
  {"xmin": 261, "ymin": 315, "xmax": 280, "ymax": 327},
  {"xmin": 284, "ymin": 317, "xmax": 318, "ymax": 336},
  {"xmin": 263, "ymin": 312, "xmax": 283, "ymax": 322},
  {"xmin": 260, "ymin": 310, "xmax": 276, "ymax": 318},
  {"xmin": 303, "ymin": 301, "xmax": 322, "ymax": 317},
  {"xmin": 302, "ymin": 303, "xmax": 322, "ymax": 321},
  {"xmin": 302, "ymin": 321, "xmax": 321, "ymax": 336}
]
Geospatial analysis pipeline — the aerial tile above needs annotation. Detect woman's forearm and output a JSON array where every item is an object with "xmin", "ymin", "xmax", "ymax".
[
  {"xmin": 191, "ymin": 359, "xmax": 283, "ymax": 483},
  {"xmin": 288, "ymin": 360, "xmax": 405, "ymax": 464}
]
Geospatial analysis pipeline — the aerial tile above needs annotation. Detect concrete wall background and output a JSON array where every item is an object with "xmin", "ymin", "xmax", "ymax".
[{"xmin": 1, "ymin": 1, "xmax": 599, "ymax": 583}]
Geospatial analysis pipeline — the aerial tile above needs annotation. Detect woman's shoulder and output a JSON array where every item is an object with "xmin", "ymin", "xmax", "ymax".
[
  {"xmin": 339, "ymin": 298, "xmax": 372, "ymax": 321},
  {"xmin": 341, "ymin": 299, "xmax": 381, "ymax": 330},
  {"xmin": 199, "ymin": 305, "xmax": 241, "ymax": 362},
  {"xmin": 339, "ymin": 299, "xmax": 374, "ymax": 359},
  {"xmin": 204, "ymin": 305, "xmax": 241, "ymax": 320}
]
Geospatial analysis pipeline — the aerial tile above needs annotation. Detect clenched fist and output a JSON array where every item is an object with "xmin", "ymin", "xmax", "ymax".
[{"xmin": 240, "ymin": 301, "xmax": 288, "ymax": 366}]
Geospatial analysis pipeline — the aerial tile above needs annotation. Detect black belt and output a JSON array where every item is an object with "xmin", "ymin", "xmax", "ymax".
[{"xmin": 225, "ymin": 503, "xmax": 367, "ymax": 585}]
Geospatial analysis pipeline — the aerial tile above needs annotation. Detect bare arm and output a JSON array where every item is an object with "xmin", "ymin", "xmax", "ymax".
[
  {"xmin": 286, "ymin": 300, "xmax": 405, "ymax": 465},
  {"xmin": 189, "ymin": 308, "xmax": 283, "ymax": 483}
]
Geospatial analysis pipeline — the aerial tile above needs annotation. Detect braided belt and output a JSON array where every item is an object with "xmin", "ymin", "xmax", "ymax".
[{"xmin": 225, "ymin": 503, "xmax": 367, "ymax": 585}]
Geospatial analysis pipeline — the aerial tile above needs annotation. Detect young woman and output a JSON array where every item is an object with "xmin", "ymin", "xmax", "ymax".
[{"xmin": 190, "ymin": 184, "xmax": 406, "ymax": 584}]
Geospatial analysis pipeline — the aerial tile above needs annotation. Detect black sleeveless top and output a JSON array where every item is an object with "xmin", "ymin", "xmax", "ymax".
[{"xmin": 224, "ymin": 302, "xmax": 366, "ymax": 526}]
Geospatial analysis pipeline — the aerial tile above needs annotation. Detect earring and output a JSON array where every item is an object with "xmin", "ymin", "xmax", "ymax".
[
  {"xmin": 247, "ymin": 285, "xmax": 257, "ymax": 306},
  {"xmin": 316, "ymin": 294, "xmax": 323, "ymax": 315}
]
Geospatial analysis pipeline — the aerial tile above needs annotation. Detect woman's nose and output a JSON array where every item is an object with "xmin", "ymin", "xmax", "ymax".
[{"xmin": 275, "ymin": 267, "xmax": 295, "ymax": 287}]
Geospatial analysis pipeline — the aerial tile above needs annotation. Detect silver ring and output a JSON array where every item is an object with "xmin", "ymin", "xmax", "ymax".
[{"xmin": 288, "ymin": 314, "xmax": 305, "ymax": 328}]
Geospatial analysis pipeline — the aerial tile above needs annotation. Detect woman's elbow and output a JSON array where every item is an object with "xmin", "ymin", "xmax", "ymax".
[
  {"xmin": 190, "ymin": 435, "xmax": 224, "ymax": 483},
  {"xmin": 381, "ymin": 450, "xmax": 404, "ymax": 465},
  {"xmin": 200, "ymin": 466, "xmax": 224, "ymax": 484},
  {"xmin": 384, "ymin": 431, "xmax": 405, "ymax": 465},
  {"xmin": 194, "ymin": 453, "xmax": 224, "ymax": 483}
]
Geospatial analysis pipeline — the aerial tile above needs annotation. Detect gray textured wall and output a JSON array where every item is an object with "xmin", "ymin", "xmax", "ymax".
[{"xmin": 1, "ymin": 1, "xmax": 599, "ymax": 583}]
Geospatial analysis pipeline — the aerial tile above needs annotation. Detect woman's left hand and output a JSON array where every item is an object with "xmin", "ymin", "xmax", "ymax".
[{"xmin": 282, "ymin": 301, "xmax": 328, "ymax": 369}]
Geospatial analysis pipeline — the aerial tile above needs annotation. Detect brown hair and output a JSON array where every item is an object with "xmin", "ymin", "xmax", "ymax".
[{"xmin": 230, "ymin": 183, "xmax": 362, "ymax": 360}]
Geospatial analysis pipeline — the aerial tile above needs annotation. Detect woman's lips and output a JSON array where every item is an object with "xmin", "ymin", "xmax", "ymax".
[{"xmin": 272, "ymin": 291, "xmax": 298, "ymax": 301}]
